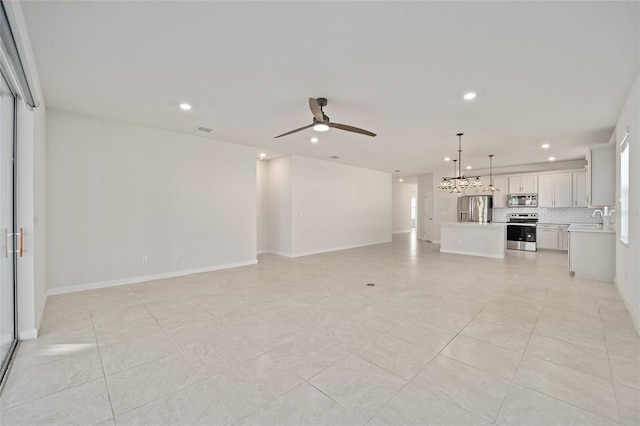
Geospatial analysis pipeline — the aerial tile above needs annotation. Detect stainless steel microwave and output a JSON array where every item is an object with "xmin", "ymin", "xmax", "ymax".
[{"xmin": 507, "ymin": 193, "xmax": 538, "ymax": 207}]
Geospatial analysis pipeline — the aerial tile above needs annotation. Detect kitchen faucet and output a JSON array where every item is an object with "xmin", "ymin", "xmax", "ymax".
[{"xmin": 592, "ymin": 209, "xmax": 604, "ymax": 225}]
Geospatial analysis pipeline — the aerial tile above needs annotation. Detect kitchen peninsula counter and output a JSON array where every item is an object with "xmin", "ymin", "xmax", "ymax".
[{"xmin": 439, "ymin": 222, "xmax": 507, "ymax": 259}]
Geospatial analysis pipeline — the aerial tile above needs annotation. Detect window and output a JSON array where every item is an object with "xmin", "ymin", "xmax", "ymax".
[{"xmin": 620, "ymin": 130, "xmax": 629, "ymax": 245}]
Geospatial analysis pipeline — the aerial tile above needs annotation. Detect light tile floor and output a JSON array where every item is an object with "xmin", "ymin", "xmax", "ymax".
[{"xmin": 1, "ymin": 233, "xmax": 639, "ymax": 425}]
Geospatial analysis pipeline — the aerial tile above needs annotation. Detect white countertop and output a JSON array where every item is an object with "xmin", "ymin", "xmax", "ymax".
[{"xmin": 568, "ymin": 224, "xmax": 615, "ymax": 234}]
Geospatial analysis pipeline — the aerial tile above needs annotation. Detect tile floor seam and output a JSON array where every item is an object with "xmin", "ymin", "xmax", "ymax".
[
  {"xmin": 522, "ymin": 341, "xmax": 616, "ymax": 383},
  {"xmin": 532, "ymin": 317, "xmax": 606, "ymax": 347},
  {"xmin": 370, "ymin": 300, "xmax": 497, "ymax": 424},
  {"xmin": 111, "ymin": 378, "xmax": 206, "ymax": 423},
  {"xmin": 599, "ymin": 300, "xmax": 624, "ymax": 423},
  {"xmin": 513, "ymin": 377, "xmax": 622, "ymax": 424},
  {"xmin": 504, "ymin": 283, "xmax": 622, "ymax": 424},
  {"xmin": 0, "ymin": 376, "xmax": 102, "ymax": 414},
  {"xmin": 349, "ymin": 349, "xmax": 418, "ymax": 383},
  {"xmin": 447, "ymin": 332, "xmax": 523, "ymax": 355},
  {"xmin": 492, "ymin": 293, "xmax": 542, "ymax": 424},
  {"xmin": 365, "ymin": 353, "xmax": 487, "ymax": 426},
  {"xmin": 92, "ymin": 314, "xmax": 117, "ymax": 421}
]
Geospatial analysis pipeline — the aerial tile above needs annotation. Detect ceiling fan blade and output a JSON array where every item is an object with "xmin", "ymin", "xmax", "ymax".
[
  {"xmin": 274, "ymin": 123, "xmax": 314, "ymax": 138},
  {"xmin": 309, "ymin": 98, "xmax": 324, "ymax": 122},
  {"xmin": 329, "ymin": 122, "xmax": 377, "ymax": 137}
]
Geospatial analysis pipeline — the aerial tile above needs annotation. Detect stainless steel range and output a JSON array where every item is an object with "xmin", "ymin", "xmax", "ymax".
[{"xmin": 507, "ymin": 213, "xmax": 538, "ymax": 252}]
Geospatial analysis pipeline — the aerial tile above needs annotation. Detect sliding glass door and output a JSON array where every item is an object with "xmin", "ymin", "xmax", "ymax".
[{"xmin": 0, "ymin": 71, "xmax": 16, "ymax": 380}]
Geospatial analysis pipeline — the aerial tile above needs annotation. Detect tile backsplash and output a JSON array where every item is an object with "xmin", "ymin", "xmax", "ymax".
[{"xmin": 493, "ymin": 207, "xmax": 607, "ymax": 224}]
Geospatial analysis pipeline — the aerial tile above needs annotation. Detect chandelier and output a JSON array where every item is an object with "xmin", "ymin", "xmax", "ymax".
[
  {"xmin": 483, "ymin": 154, "xmax": 500, "ymax": 192},
  {"xmin": 439, "ymin": 133, "xmax": 482, "ymax": 192}
]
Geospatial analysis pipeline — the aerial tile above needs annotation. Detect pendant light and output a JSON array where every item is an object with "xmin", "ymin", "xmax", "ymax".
[
  {"xmin": 483, "ymin": 154, "xmax": 500, "ymax": 192},
  {"xmin": 439, "ymin": 133, "xmax": 482, "ymax": 191},
  {"xmin": 449, "ymin": 160, "xmax": 461, "ymax": 193}
]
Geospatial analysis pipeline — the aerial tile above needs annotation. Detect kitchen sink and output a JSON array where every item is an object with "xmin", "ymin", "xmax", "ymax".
[{"xmin": 570, "ymin": 224, "xmax": 602, "ymax": 229}]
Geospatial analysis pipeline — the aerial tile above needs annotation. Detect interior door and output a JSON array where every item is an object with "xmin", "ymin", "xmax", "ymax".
[
  {"xmin": 0, "ymin": 72, "xmax": 17, "ymax": 379},
  {"xmin": 424, "ymin": 190, "xmax": 433, "ymax": 242}
]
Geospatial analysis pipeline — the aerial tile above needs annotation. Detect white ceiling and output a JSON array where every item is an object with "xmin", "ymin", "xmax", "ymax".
[{"xmin": 21, "ymin": 1, "xmax": 640, "ymax": 176}]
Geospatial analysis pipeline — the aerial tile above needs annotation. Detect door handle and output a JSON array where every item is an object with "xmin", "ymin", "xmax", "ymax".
[{"xmin": 5, "ymin": 228, "xmax": 24, "ymax": 258}]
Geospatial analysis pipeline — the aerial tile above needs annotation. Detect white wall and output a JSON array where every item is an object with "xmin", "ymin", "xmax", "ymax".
[
  {"xmin": 267, "ymin": 156, "xmax": 292, "ymax": 256},
  {"xmin": 46, "ymin": 110, "xmax": 257, "ymax": 293},
  {"xmin": 392, "ymin": 180, "xmax": 416, "ymax": 233},
  {"xmin": 290, "ymin": 155, "xmax": 391, "ymax": 256},
  {"xmin": 615, "ymin": 72, "xmax": 640, "ymax": 330},
  {"xmin": 256, "ymin": 159, "xmax": 269, "ymax": 253}
]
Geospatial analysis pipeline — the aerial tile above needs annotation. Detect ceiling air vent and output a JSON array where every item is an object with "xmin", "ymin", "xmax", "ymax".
[{"xmin": 196, "ymin": 126, "xmax": 214, "ymax": 133}]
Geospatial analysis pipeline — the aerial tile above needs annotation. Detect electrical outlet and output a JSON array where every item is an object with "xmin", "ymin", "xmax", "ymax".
[
  {"xmin": 172, "ymin": 252, "xmax": 178, "ymax": 261},
  {"xmin": 141, "ymin": 256, "xmax": 148, "ymax": 264}
]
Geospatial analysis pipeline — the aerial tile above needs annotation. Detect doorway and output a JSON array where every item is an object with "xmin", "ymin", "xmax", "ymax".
[
  {"xmin": 0, "ymin": 71, "xmax": 17, "ymax": 383},
  {"xmin": 410, "ymin": 192, "xmax": 417, "ymax": 230}
]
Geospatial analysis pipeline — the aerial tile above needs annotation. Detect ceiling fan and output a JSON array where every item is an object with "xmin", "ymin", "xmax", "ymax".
[{"xmin": 275, "ymin": 97, "xmax": 376, "ymax": 138}]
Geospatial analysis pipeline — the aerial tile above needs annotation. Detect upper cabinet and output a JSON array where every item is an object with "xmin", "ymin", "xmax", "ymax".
[
  {"xmin": 491, "ymin": 177, "xmax": 508, "ymax": 208},
  {"xmin": 586, "ymin": 144, "xmax": 615, "ymax": 207},
  {"xmin": 538, "ymin": 173, "xmax": 572, "ymax": 208},
  {"xmin": 508, "ymin": 175, "xmax": 537, "ymax": 194},
  {"xmin": 572, "ymin": 172, "xmax": 587, "ymax": 207}
]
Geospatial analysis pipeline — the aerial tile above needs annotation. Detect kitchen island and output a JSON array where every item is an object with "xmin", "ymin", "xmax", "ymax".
[
  {"xmin": 439, "ymin": 222, "xmax": 507, "ymax": 259},
  {"xmin": 568, "ymin": 224, "xmax": 615, "ymax": 281}
]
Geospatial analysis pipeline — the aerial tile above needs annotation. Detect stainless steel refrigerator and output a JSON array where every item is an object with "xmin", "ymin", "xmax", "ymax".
[{"xmin": 457, "ymin": 195, "xmax": 493, "ymax": 223}]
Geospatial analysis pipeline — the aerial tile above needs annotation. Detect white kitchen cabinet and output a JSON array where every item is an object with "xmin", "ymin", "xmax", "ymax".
[
  {"xmin": 568, "ymin": 226, "xmax": 615, "ymax": 281},
  {"xmin": 538, "ymin": 173, "xmax": 572, "ymax": 207},
  {"xmin": 586, "ymin": 144, "xmax": 615, "ymax": 207},
  {"xmin": 537, "ymin": 224, "xmax": 559, "ymax": 250},
  {"xmin": 558, "ymin": 225, "xmax": 569, "ymax": 250},
  {"xmin": 572, "ymin": 172, "xmax": 587, "ymax": 207},
  {"xmin": 508, "ymin": 175, "xmax": 537, "ymax": 194},
  {"xmin": 491, "ymin": 177, "xmax": 508, "ymax": 208},
  {"xmin": 537, "ymin": 223, "xmax": 570, "ymax": 251}
]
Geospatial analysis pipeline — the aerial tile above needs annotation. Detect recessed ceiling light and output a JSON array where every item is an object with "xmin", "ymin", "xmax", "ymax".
[
  {"xmin": 330, "ymin": 155, "xmax": 340, "ymax": 159},
  {"xmin": 444, "ymin": 157, "xmax": 451, "ymax": 161},
  {"xmin": 259, "ymin": 153, "xmax": 266, "ymax": 159},
  {"xmin": 541, "ymin": 143, "xmax": 550, "ymax": 149},
  {"xmin": 399, "ymin": 178, "xmax": 404, "ymax": 182},
  {"xmin": 463, "ymin": 92, "xmax": 477, "ymax": 100},
  {"xmin": 179, "ymin": 103, "xmax": 192, "ymax": 111},
  {"xmin": 393, "ymin": 169, "xmax": 402, "ymax": 173},
  {"xmin": 548, "ymin": 156, "xmax": 556, "ymax": 161},
  {"xmin": 466, "ymin": 165, "xmax": 472, "ymax": 170},
  {"xmin": 310, "ymin": 137, "xmax": 319, "ymax": 143}
]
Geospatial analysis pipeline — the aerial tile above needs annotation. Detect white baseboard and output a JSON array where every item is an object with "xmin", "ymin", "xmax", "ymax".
[
  {"xmin": 392, "ymin": 230, "xmax": 412, "ymax": 234},
  {"xmin": 290, "ymin": 240, "xmax": 392, "ymax": 258},
  {"xmin": 19, "ymin": 328, "xmax": 38, "ymax": 340},
  {"xmin": 1, "ymin": 333, "xmax": 13, "ymax": 345},
  {"xmin": 257, "ymin": 249, "xmax": 269, "ymax": 254},
  {"xmin": 259, "ymin": 249, "xmax": 293, "ymax": 257},
  {"xmin": 46, "ymin": 259, "xmax": 258, "ymax": 296},
  {"xmin": 613, "ymin": 277, "xmax": 640, "ymax": 335},
  {"xmin": 440, "ymin": 249, "xmax": 504, "ymax": 259},
  {"xmin": 259, "ymin": 240, "xmax": 393, "ymax": 259}
]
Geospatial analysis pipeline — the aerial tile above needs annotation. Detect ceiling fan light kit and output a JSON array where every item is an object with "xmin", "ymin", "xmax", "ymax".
[{"xmin": 275, "ymin": 97, "xmax": 376, "ymax": 138}]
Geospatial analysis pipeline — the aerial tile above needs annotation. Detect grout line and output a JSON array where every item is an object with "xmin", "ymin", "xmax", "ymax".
[
  {"xmin": 92, "ymin": 312, "xmax": 117, "ymax": 422},
  {"xmin": 492, "ymin": 285, "xmax": 544, "ymax": 424},
  {"xmin": 599, "ymin": 300, "xmax": 624, "ymax": 423}
]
